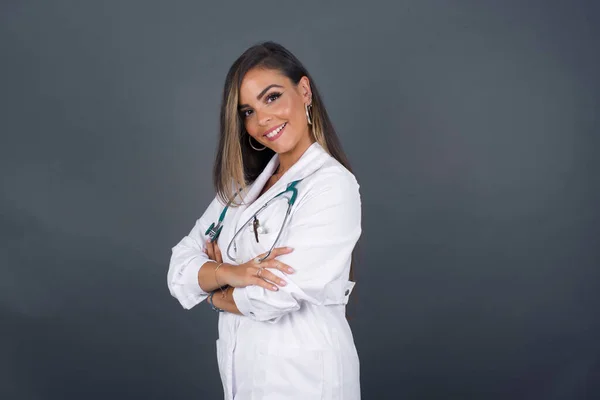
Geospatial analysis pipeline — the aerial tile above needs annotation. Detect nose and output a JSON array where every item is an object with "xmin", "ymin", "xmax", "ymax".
[{"xmin": 255, "ymin": 109, "xmax": 272, "ymax": 127}]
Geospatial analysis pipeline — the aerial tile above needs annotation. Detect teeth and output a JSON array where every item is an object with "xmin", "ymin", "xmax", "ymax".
[{"xmin": 266, "ymin": 123, "xmax": 286, "ymax": 138}]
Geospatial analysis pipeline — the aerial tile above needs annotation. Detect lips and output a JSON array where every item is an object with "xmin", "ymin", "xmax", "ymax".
[{"xmin": 263, "ymin": 122, "xmax": 287, "ymax": 142}]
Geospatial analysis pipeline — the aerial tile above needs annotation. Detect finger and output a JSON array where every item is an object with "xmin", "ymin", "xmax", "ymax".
[
  {"xmin": 265, "ymin": 259, "xmax": 295, "ymax": 274},
  {"xmin": 213, "ymin": 242, "xmax": 223, "ymax": 263},
  {"xmin": 255, "ymin": 247, "xmax": 293, "ymax": 262},
  {"xmin": 205, "ymin": 240, "xmax": 215, "ymax": 260},
  {"xmin": 252, "ymin": 276, "xmax": 279, "ymax": 291},
  {"xmin": 259, "ymin": 269, "xmax": 287, "ymax": 287},
  {"xmin": 264, "ymin": 247, "xmax": 294, "ymax": 260}
]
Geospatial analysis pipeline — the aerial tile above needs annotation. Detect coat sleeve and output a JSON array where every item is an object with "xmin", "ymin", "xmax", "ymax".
[
  {"xmin": 232, "ymin": 170, "xmax": 362, "ymax": 322},
  {"xmin": 167, "ymin": 196, "xmax": 223, "ymax": 309}
]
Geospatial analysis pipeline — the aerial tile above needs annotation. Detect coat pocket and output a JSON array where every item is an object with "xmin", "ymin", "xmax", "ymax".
[
  {"xmin": 247, "ymin": 197, "xmax": 290, "ymax": 257},
  {"xmin": 252, "ymin": 346, "xmax": 325, "ymax": 399}
]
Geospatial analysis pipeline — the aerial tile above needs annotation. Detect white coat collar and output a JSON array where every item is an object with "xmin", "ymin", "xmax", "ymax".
[{"xmin": 240, "ymin": 142, "xmax": 328, "ymax": 210}]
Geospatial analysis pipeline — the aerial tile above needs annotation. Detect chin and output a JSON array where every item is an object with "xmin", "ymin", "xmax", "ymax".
[{"xmin": 269, "ymin": 139, "xmax": 297, "ymax": 154}]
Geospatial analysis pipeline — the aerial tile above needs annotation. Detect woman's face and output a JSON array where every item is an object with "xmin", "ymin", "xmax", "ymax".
[{"xmin": 239, "ymin": 67, "xmax": 312, "ymax": 157}]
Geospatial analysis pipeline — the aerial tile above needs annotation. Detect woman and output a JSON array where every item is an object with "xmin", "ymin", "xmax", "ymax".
[{"xmin": 167, "ymin": 41, "xmax": 362, "ymax": 400}]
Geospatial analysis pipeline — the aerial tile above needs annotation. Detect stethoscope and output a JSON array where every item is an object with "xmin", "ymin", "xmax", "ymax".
[{"xmin": 205, "ymin": 180, "xmax": 302, "ymax": 264}]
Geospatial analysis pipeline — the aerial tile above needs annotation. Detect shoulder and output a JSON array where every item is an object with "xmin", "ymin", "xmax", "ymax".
[
  {"xmin": 296, "ymin": 153, "xmax": 361, "ymax": 209},
  {"xmin": 307, "ymin": 150, "xmax": 358, "ymax": 187}
]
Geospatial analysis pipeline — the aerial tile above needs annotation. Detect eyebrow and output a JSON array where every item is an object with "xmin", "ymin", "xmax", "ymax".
[{"xmin": 238, "ymin": 84, "xmax": 284, "ymax": 110}]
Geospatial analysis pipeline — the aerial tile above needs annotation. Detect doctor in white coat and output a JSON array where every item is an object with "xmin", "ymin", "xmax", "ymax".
[{"xmin": 168, "ymin": 41, "xmax": 362, "ymax": 400}]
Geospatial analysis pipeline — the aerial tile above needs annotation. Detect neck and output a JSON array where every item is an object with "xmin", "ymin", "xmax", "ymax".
[{"xmin": 276, "ymin": 136, "xmax": 315, "ymax": 176}]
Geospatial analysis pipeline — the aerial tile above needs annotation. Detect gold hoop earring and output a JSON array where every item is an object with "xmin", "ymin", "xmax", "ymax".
[
  {"xmin": 305, "ymin": 103, "xmax": 313, "ymax": 125},
  {"xmin": 249, "ymin": 135, "xmax": 266, "ymax": 151}
]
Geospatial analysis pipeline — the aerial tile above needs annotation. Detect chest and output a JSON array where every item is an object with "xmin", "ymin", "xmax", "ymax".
[
  {"xmin": 219, "ymin": 179, "xmax": 292, "ymax": 264},
  {"xmin": 258, "ymin": 175, "xmax": 280, "ymax": 197}
]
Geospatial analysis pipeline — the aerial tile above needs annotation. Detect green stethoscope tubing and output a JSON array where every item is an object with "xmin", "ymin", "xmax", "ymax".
[{"xmin": 205, "ymin": 180, "xmax": 302, "ymax": 264}]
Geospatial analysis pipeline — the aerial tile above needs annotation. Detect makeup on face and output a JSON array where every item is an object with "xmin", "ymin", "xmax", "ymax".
[{"xmin": 238, "ymin": 68, "xmax": 312, "ymax": 159}]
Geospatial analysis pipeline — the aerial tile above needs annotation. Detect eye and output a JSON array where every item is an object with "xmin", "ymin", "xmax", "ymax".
[
  {"xmin": 241, "ymin": 109, "xmax": 253, "ymax": 118},
  {"xmin": 266, "ymin": 92, "xmax": 282, "ymax": 103}
]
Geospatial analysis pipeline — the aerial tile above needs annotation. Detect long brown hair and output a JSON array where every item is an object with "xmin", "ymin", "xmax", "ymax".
[
  {"xmin": 213, "ymin": 41, "xmax": 352, "ymax": 202},
  {"xmin": 213, "ymin": 41, "xmax": 356, "ymax": 282}
]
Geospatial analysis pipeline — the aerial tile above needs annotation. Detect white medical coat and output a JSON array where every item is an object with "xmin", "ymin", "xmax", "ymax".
[{"xmin": 168, "ymin": 142, "xmax": 362, "ymax": 399}]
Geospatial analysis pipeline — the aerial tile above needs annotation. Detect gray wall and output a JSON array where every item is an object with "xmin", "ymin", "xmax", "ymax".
[{"xmin": 1, "ymin": 1, "xmax": 599, "ymax": 399}]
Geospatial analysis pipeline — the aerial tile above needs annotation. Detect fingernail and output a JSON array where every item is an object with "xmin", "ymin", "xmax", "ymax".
[
  {"xmin": 280, "ymin": 280, "xmax": 287, "ymax": 286},
  {"xmin": 273, "ymin": 286, "xmax": 279, "ymax": 291},
  {"xmin": 287, "ymin": 267, "xmax": 295, "ymax": 273},
  {"xmin": 287, "ymin": 247, "xmax": 294, "ymax": 251}
]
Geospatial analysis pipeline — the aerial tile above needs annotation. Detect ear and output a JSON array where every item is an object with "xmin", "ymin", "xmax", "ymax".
[{"xmin": 298, "ymin": 76, "xmax": 312, "ymax": 105}]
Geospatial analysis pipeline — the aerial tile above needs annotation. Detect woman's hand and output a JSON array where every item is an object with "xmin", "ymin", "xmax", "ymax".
[{"xmin": 205, "ymin": 240, "xmax": 295, "ymax": 292}]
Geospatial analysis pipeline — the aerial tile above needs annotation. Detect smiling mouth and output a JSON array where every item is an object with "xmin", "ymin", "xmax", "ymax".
[{"xmin": 263, "ymin": 122, "xmax": 287, "ymax": 141}]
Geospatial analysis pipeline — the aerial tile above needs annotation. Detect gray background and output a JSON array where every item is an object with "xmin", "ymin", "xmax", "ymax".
[{"xmin": 1, "ymin": 0, "xmax": 599, "ymax": 399}]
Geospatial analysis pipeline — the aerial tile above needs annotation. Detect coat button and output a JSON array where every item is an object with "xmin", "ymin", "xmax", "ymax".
[{"xmin": 345, "ymin": 289, "xmax": 350, "ymax": 296}]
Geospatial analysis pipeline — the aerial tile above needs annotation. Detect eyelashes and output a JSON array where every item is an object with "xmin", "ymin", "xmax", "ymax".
[
  {"xmin": 241, "ymin": 91, "xmax": 283, "ymax": 118},
  {"xmin": 266, "ymin": 92, "xmax": 282, "ymax": 103}
]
